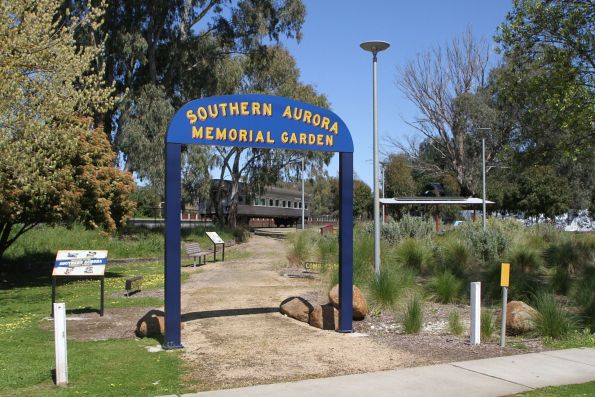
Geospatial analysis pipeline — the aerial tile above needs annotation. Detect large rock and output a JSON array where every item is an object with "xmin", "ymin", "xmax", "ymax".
[
  {"xmin": 280, "ymin": 297, "xmax": 313, "ymax": 323},
  {"xmin": 506, "ymin": 301, "xmax": 538, "ymax": 334},
  {"xmin": 135, "ymin": 309, "xmax": 185, "ymax": 338},
  {"xmin": 328, "ymin": 284, "xmax": 368, "ymax": 320},
  {"xmin": 308, "ymin": 304, "xmax": 339, "ymax": 330}
]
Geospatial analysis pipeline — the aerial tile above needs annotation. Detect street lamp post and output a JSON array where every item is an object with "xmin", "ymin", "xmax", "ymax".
[
  {"xmin": 361, "ymin": 40, "xmax": 390, "ymax": 277},
  {"xmin": 477, "ymin": 128, "xmax": 491, "ymax": 231}
]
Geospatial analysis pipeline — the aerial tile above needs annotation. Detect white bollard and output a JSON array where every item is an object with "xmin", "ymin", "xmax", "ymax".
[
  {"xmin": 470, "ymin": 282, "xmax": 481, "ymax": 345},
  {"xmin": 54, "ymin": 303, "xmax": 68, "ymax": 386}
]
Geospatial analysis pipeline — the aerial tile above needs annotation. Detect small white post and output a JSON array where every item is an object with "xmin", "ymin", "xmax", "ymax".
[
  {"xmin": 54, "ymin": 303, "xmax": 68, "ymax": 386},
  {"xmin": 470, "ymin": 282, "xmax": 481, "ymax": 345}
]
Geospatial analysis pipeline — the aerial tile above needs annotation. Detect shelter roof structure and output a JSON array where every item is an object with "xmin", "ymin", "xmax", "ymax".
[{"xmin": 380, "ymin": 197, "xmax": 494, "ymax": 205}]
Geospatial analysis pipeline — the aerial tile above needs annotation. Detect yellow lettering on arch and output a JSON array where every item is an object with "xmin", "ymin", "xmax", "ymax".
[
  {"xmin": 326, "ymin": 135, "xmax": 334, "ymax": 146},
  {"xmin": 330, "ymin": 121, "xmax": 339, "ymax": 135},
  {"xmin": 240, "ymin": 102, "xmax": 249, "ymax": 116},
  {"xmin": 192, "ymin": 126, "xmax": 203, "ymax": 139},
  {"xmin": 206, "ymin": 126, "xmax": 214, "ymax": 140},
  {"xmin": 282, "ymin": 105, "xmax": 292, "ymax": 119},
  {"xmin": 186, "ymin": 110, "xmax": 197, "ymax": 124},
  {"xmin": 216, "ymin": 128, "xmax": 227, "ymax": 140},
  {"xmin": 263, "ymin": 103, "xmax": 272, "ymax": 116},
  {"xmin": 281, "ymin": 132, "xmax": 289, "ymax": 143}
]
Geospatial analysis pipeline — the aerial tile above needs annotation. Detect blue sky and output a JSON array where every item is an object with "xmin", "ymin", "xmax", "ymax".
[{"xmin": 283, "ymin": 0, "xmax": 512, "ymax": 187}]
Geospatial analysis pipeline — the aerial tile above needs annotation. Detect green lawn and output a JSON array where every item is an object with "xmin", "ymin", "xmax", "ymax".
[
  {"xmin": 0, "ymin": 221, "xmax": 252, "ymax": 396},
  {"xmin": 512, "ymin": 381, "xmax": 595, "ymax": 396},
  {"xmin": 2, "ymin": 223, "xmax": 236, "ymax": 265},
  {"xmin": 0, "ymin": 260, "xmax": 193, "ymax": 396}
]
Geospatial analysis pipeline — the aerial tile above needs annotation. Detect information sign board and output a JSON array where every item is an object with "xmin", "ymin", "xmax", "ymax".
[
  {"xmin": 53, "ymin": 250, "xmax": 108, "ymax": 276},
  {"xmin": 206, "ymin": 232, "xmax": 224, "ymax": 244}
]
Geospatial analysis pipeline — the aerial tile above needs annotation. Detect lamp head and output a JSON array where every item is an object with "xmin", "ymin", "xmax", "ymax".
[{"xmin": 360, "ymin": 41, "xmax": 390, "ymax": 53}]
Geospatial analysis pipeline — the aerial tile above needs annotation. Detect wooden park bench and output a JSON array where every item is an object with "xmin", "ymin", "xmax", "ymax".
[{"xmin": 184, "ymin": 242, "xmax": 211, "ymax": 268}]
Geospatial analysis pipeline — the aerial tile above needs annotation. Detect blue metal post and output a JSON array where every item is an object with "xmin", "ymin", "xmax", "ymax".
[
  {"xmin": 164, "ymin": 143, "xmax": 183, "ymax": 349},
  {"xmin": 338, "ymin": 151, "xmax": 353, "ymax": 332}
]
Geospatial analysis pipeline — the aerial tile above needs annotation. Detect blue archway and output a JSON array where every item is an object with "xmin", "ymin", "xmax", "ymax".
[{"xmin": 163, "ymin": 94, "xmax": 354, "ymax": 348}]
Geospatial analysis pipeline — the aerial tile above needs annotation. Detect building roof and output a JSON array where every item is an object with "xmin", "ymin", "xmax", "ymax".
[{"xmin": 379, "ymin": 197, "xmax": 494, "ymax": 205}]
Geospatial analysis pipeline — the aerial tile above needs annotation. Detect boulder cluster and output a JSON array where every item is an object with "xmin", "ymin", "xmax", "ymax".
[{"xmin": 279, "ymin": 284, "xmax": 368, "ymax": 330}]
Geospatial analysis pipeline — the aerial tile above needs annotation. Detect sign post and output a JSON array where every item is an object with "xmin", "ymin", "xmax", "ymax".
[
  {"xmin": 51, "ymin": 250, "xmax": 107, "ymax": 317},
  {"xmin": 53, "ymin": 302, "xmax": 68, "ymax": 386},
  {"xmin": 206, "ymin": 232, "xmax": 225, "ymax": 262},
  {"xmin": 500, "ymin": 262, "xmax": 510, "ymax": 347},
  {"xmin": 470, "ymin": 281, "xmax": 481, "ymax": 345}
]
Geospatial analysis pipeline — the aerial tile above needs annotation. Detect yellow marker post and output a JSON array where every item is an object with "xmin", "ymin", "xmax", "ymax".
[
  {"xmin": 500, "ymin": 262, "xmax": 510, "ymax": 287},
  {"xmin": 500, "ymin": 262, "xmax": 510, "ymax": 347}
]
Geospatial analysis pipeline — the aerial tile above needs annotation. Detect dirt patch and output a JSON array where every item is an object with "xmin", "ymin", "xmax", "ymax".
[
  {"xmin": 39, "ymin": 307, "xmax": 152, "ymax": 341},
  {"xmin": 355, "ymin": 304, "xmax": 546, "ymax": 365}
]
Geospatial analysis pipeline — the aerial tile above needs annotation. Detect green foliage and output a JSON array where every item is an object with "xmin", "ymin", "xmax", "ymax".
[
  {"xmin": 384, "ymin": 154, "xmax": 416, "ymax": 217},
  {"xmin": 395, "ymin": 238, "xmax": 432, "ymax": 274},
  {"xmin": 0, "ymin": 0, "xmax": 136, "ymax": 261},
  {"xmin": 572, "ymin": 267, "xmax": 595, "ymax": 330},
  {"xmin": 287, "ymin": 230, "xmax": 317, "ymax": 266},
  {"xmin": 543, "ymin": 328, "xmax": 595, "ymax": 350},
  {"xmin": 494, "ymin": 0, "xmax": 594, "ymax": 212},
  {"xmin": 402, "ymin": 295, "xmax": 424, "ymax": 334},
  {"xmin": 352, "ymin": 229, "xmax": 375, "ymax": 285},
  {"xmin": 481, "ymin": 309, "xmax": 496, "ymax": 340},
  {"xmin": 427, "ymin": 271, "xmax": 463, "ymax": 304},
  {"xmin": 432, "ymin": 238, "xmax": 473, "ymax": 279},
  {"xmin": 448, "ymin": 310, "xmax": 464, "ymax": 336},
  {"xmin": 318, "ymin": 236, "xmax": 338, "ymax": 265},
  {"xmin": 2, "ymin": 224, "xmax": 235, "ymax": 265},
  {"xmin": 379, "ymin": 215, "xmax": 435, "ymax": 245},
  {"xmin": 532, "ymin": 292, "xmax": 577, "ymax": 339},
  {"xmin": 456, "ymin": 219, "xmax": 516, "ymax": 264},
  {"xmin": 505, "ymin": 245, "xmax": 545, "ymax": 300},
  {"xmin": 368, "ymin": 267, "xmax": 416, "ymax": 310},
  {"xmin": 353, "ymin": 179, "xmax": 373, "ymax": 219}
]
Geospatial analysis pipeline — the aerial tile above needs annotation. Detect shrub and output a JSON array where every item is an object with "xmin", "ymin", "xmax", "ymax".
[
  {"xmin": 318, "ymin": 235, "xmax": 338, "ymax": 265},
  {"xmin": 448, "ymin": 310, "xmax": 464, "ymax": 336},
  {"xmin": 481, "ymin": 309, "xmax": 496, "ymax": 340},
  {"xmin": 396, "ymin": 238, "xmax": 432, "ymax": 274},
  {"xmin": 456, "ymin": 220, "xmax": 511, "ymax": 264},
  {"xmin": 435, "ymin": 238, "xmax": 473, "ymax": 279},
  {"xmin": 402, "ymin": 294, "xmax": 424, "ymax": 334},
  {"xmin": 427, "ymin": 271, "xmax": 463, "ymax": 304},
  {"xmin": 368, "ymin": 267, "xmax": 415, "ymax": 309},
  {"xmin": 374, "ymin": 215, "xmax": 435, "ymax": 246},
  {"xmin": 545, "ymin": 238, "xmax": 594, "ymax": 295},
  {"xmin": 231, "ymin": 226, "xmax": 250, "ymax": 243},
  {"xmin": 572, "ymin": 267, "xmax": 595, "ymax": 330},
  {"xmin": 504, "ymin": 245, "xmax": 545, "ymax": 301},
  {"xmin": 287, "ymin": 230, "xmax": 316, "ymax": 266},
  {"xmin": 353, "ymin": 232, "xmax": 375, "ymax": 286},
  {"xmin": 532, "ymin": 292, "xmax": 577, "ymax": 339}
]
